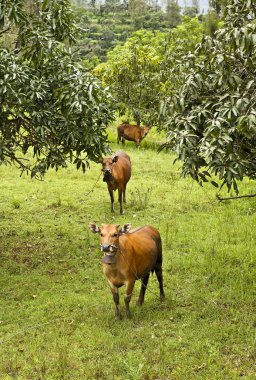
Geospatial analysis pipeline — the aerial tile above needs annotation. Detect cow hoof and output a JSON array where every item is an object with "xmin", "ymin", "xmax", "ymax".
[{"xmin": 136, "ymin": 300, "xmax": 143, "ymax": 307}]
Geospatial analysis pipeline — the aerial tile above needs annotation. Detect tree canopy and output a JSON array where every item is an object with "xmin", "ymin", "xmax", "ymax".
[
  {"xmin": 94, "ymin": 17, "xmax": 204, "ymax": 126},
  {"xmin": 0, "ymin": 0, "xmax": 114, "ymax": 178},
  {"xmin": 162, "ymin": 0, "xmax": 256, "ymax": 193}
]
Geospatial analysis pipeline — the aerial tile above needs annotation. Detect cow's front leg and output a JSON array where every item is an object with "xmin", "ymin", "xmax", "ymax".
[
  {"xmin": 108, "ymin": 186, "xmax": 114, "ymax": 212},
  {"xmin": 124, "ymin": 280, "xmax": 135, "ymax": 319},
  {"xmin": 109, "ymin": 284, "xmax": 121, "ymax": 320},
  {"xmin": 118, "ymin": 188, "xmax": 123, "ymax": 214}
]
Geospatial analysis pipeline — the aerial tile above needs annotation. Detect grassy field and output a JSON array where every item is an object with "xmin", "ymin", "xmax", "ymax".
[{"xmin": 0, "ymin": 126, "xmax": 256, "ymax": 379}]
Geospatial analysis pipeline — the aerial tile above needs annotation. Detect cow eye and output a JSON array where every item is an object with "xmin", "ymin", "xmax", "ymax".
[
  {"xmin": 113, "ymin": 233, "xmax": 118, "ymax": 237},
  {"xmin": 100, "ymin": 233, "xmax": 104, "ymax": 237}
]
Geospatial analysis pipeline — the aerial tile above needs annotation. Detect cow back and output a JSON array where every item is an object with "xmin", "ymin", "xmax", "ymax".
[
  {"xmin": 119, "ymin": 226, "xmax": 161, "ymax": 278},
  {"xmin": 117, "ymin": 124, "xmax": 143, "ymax": 142},
  {"xmin": 112, "ymin": 151, "xmax": 131, "ymax": 186}
]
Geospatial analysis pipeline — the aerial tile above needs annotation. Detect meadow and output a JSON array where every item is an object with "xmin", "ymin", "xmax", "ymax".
[{"xmin": 0, "ymin": 126, "xmax": 255, "ymax": 379}]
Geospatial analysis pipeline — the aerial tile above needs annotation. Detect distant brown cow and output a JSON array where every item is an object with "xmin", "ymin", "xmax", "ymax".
[
  {"xmin": 117, "ymin": 124, "xmax": 151, "ymax": 146},
  {"xmin": 101, "ymin": 150, "xmax": 131, "ymax": 215},
  {"xmin": 88, "ymin": 223, "xmax": 165, "ymax": 319}
]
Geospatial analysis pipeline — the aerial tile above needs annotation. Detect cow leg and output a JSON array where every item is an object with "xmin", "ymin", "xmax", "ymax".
[
  {"xmin": 123, "ymin": 184, "xmax": 127, "ymax": 203},
  {"xmin": 108, "ymin": 187, "xmax": 114, "ymax": 213},
  {"xmin": 121, "ymin": 137, "xmax": 125, "ymax": 144},
  {"xmin": 155, "ymin": 265, "xmax": 165, "ymax": 301},
  {"xmin": 118, "ymin": 188, "xmax": 123, "ymax": 214},
  {"xmin": 109, "ymin": 284, "xmax": 121, "ymax": 320},
  {"xmin": 124, "ymin": 280, "xmax": 135, "ymax": 319},
  {"xmin": 137, "ymin": 273, "xmax": 150, "ymax": 306}
]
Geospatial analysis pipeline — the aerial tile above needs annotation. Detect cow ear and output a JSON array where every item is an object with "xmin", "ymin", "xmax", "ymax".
[
  {"xmin": 88, "ymin": 223, "xmax": 100, "ymax": 234},
  {"xmin": 119, "ymin": 223, "xmax": 132, "ymax": 234},
  {"xmin": 112, "ymin": 155, "xmax": 119, "ymax": 163}
]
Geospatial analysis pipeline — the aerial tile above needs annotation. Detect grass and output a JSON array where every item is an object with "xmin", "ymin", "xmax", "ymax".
[{"xmin": 0, "ymin": 128, "xmax": 256, "ymax": 379}]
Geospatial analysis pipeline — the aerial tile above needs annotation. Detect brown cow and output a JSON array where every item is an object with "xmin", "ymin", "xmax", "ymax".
[
  {"xmin": 101, "ymin": 150, "xmax": 131, "ymax": 215},
  {"xmin": 117, "ymin": 124, "xmax": 151, "ymax": 146},
  {"xmin": 88, "ymin": 223, "xmax": 165, "ymax": 319}
]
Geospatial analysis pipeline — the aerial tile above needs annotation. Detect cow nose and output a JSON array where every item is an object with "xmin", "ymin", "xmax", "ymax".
[
  {"xmin": 101, "ymin": 244, "xmax": 111, "ymax": 252},
  {"xmin": 103, "ymin": 169, "xmax": 111, "ymax": 182}
]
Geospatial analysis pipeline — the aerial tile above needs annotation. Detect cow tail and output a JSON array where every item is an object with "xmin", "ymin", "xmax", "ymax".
[{"xmin": 152, "ymin": 235, "xmax": 163, "ymax": 274}]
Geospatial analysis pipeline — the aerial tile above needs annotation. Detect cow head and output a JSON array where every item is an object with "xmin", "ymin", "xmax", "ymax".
[
  {"xmin": 142, "ymin": 126, "xmax": 151, "ymax": 138},
  {"xmin": 88, "ymin": 223, "xmax": 132, "ymax": 263},
  {"xmin": 101, "ymin": 155, "xmax": 119, "ymax": 182}
]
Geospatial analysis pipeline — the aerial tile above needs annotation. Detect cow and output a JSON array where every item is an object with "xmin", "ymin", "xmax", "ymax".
[
  {"xmin": 101, "ymin": 150, "xmax": 131, "ymax": 215},
  {"xmin": 117, "ymin": 124, "xmax": 151, "ymax": 146},
  {"xmin": 88, "ymin": 222, "xmax": 165, "ymax": 319}
]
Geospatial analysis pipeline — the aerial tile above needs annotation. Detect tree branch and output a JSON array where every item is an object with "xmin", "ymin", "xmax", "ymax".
[
  {"xmin": 0, "ymin": 26, "xmax": 11, "ymax": 36},
  {"xmin": 216, "ymin": 193, "xmax": 256, "ymax": 201}
]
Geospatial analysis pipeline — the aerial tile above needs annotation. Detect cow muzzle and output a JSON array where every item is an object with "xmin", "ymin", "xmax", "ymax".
[
  {"xmin": 103, "ymin": 170, "xmax": 113, "ymax": 182},
  {"xmin": 100, "ymin": 244, "xmax": 118, "ymax": 264},
  {"xmin": 101, "ymin": 244, "xmax": 118, "ymax": 253}
]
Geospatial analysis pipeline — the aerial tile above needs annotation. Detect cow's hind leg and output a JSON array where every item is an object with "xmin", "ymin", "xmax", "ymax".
[
  {"xmin": 123, "ymin": 184, "xmax": 127, "ymax": 203},
  {"xmin": 155, "ymin": 264, "xmax": 165, "ymax": 301},
  {"xmin": 154, "ymin": 239, "xmax": 165, "ymax": 301},
  {"xmin": 117, "ymin": 130, "xmax": 121, "ymax": 144},
  {"xmin": 137, "ymin": 273, "xmax": 150, "ymax": 306},
  {"xmin": 124, "ymin": 280, "xmax": 135, "ymax": 318}
]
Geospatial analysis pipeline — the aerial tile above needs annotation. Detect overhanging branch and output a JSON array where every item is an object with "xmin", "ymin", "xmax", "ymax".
[{"xmin": 216, "ymin": 194, "xmax": 256, "ymax": 201}]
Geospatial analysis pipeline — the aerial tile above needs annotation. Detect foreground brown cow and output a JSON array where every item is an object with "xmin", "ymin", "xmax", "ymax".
[
  {"xmin": 101, "ymin": 150, "xmax": 131, "ymax": 215},
  {"xmin": 117, "ymin": 124, "xmax": 151, "ymax": 146},
  {"xmin": 88, "ymin": 223, "xmax": 165, "ymax": 319}
]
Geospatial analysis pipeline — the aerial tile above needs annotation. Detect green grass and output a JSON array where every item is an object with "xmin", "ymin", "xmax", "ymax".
[{"xmin": 0, "ymin": 129, "xmax": 256, "ymax": 379}]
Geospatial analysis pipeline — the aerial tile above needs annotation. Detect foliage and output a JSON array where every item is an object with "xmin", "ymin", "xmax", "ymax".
[
  {"xmin": 159, "ymin": 16, "xmax": 205, "ymax": 98},
  {"xmin": 166, "ymin": 0, "xmax": 181, "ymax": 28},
  {"xmin": 183, "ymin": 0, "xmax": 199, "ymax": 18},
  {"xmin": 162, "ymin": 0, "xmax": 256, "ymax": 193},
  {"xmin": 209, "ymin": 0, "xmax": 229, "ymax": 15},
  {"xmin": 94, "ymin": 29, "xmax": 166, "ymax": 125},
  {"xmin": 72, "ymin": 0, "xmax": 182, "ymax": 63},
  {"xmin": 94, "ymin": 18, "xmax": 204, "ymax": 126},
  {"xmin": 0, "ymin": 0, "xmax": 114, "ymax": 178}
]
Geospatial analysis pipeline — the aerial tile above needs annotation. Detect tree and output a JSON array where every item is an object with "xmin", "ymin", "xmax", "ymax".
[
  {"xmin": 94, "ymin": 18, "xmax": 204, "ymax": 126},
  {"xmin": 128, "ymin": 0, "xmax": 148, "ymax": 18},
  {"xmin": 166, "ymin": 0, "xmax": 181, "ymax": 28},
  {"xmin": 209, "ymin": 0, "xmax": 228, "ymax": 15},
  {"xmin": 94, "ymin": 30, "xmax": 165, "ymax": 125},
  {"xmin": 162, "ymin": 0, "xmax": 256, "ymax": 193},
  {"xmin": 0, "ymin": 0, "xmax": 114, "ymax": 178},
  {"xmin": 183, "ymin": 0, "xmax": 199, "ymax": 18}
]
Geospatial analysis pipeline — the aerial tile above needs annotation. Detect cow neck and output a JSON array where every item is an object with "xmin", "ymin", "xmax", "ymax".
[{"xmin": 117, "ymin": 238, "xmax": 125, "ymax": 257}]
